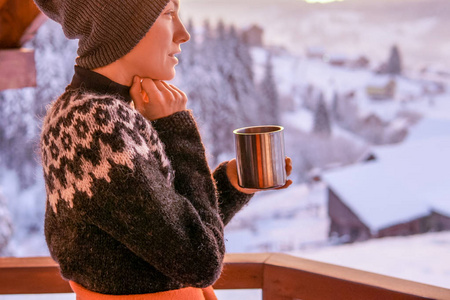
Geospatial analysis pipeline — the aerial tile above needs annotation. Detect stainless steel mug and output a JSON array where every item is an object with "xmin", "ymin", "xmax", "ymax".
[{"xmin": 233, "ymin": 125, "xmax": 286, "ymax": 189}]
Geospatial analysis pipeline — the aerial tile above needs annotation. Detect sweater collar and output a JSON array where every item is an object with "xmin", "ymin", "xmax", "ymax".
[{"xmin": 68, "ymin": 66, "xmax": 132, "ymax": 103}]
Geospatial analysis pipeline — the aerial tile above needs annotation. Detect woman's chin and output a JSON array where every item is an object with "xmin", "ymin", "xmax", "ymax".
[{"xmin": 160, "ymin": 70, "xmax": 176, "ymax": 81}]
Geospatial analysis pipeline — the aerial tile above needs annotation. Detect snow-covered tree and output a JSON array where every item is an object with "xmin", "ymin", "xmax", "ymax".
[
  {"xmin": 177, "ymin": 19, "xmax": 261, "ymax": 166},
  {"xmin": 313, "ymin": 93, "xmax": 331, "ymax": 136},
  {"xmin": 0, "ymin": 20, "xmax": 76, "ymax": 189},
  {"xmin": 386, "ymin": 45, "xmax": 402, "ymax": 75},
  {"xmin": 259, "ymin": 53, "xmax": 280, "ymax": 125},
  {"xmin": 331, "ymin": 91, "xmax": 339, "ymax": 121},
  {"xmin": 0, "ymin": 87, "xmax": 37, "ymax": 188},
  {"xmin": 0, "ymin": 19, "xmax": 77, "ymax": 256},
  {"xmin": 0, "ymin": 190, "xmax": 12, "ymax": 255}
]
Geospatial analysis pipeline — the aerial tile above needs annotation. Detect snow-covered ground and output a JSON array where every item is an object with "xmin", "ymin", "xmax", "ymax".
[
  {"xmin": 293, "ymin": 231, "xmax": 450, "ymax": 289},
  {"xmin": 225, "ymin": 183, "xmax": 330, "ymax": 253}
]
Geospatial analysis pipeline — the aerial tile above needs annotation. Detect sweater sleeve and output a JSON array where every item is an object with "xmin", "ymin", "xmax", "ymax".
[
  {"xmin": 42, "ymin": 98, "xmax": 225, "ymax": 288},
  {"xmin": 151, "ymin": 112, "xmax": 254, "ymax": 227},
  {"xmin": 212, "ymin": 162, "xmax": 254, "ymax": 226}
]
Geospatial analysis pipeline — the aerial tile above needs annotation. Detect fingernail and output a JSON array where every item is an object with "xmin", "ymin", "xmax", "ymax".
[{"xmin": 141, "ymin": 90, "xmax": 149, "ymax": 103}]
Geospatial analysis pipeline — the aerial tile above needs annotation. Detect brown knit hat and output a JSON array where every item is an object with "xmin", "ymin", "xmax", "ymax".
[{"xmin": 34, "ymin": 0, "xmax": 170, "ymax": 69}]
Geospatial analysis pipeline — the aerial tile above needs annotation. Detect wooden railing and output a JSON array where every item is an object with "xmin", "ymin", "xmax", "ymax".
[{"xmin": 1, "ymin": 253, "xmax": 449, "ymax": 299}]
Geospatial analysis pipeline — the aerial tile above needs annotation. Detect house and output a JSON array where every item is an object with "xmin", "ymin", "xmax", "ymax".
[
  {"xmin": 324, "ymin": 53, "xmax": 348, "ymax": 67},
  {"xmin": 241, "ymin": 24, "xmax": 264, "ymax": 47},
  {"xmin": 305, "ymin": 46, "xmax": 325, "ymax": 60},
  {"xmin": 349, "ymin": 55, "xmax": 370, "ymax": 69},
  {"xmin": 324, "ymin": 135, "xmax": 450, "ymax": 243},
  {"xmin": 366, "ymin": 76, "xmax": 396, "ymax": 100}
]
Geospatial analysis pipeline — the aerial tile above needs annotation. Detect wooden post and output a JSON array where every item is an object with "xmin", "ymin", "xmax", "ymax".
[{"xmin": 0, "ymin": 48, "xmax": 36, "ymax": 90}]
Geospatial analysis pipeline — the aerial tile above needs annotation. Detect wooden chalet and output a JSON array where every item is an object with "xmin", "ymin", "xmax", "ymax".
[
  {"xmin": 325, "ymin": 136, "xmax": 450, "ymax": 243},
  {"xmin": 366, "ymin": 77, "xmax": 396, "ymax": 100},
  {"xmin": 242, "ymin": 24, "xmax": 264, "ymax": 47}
]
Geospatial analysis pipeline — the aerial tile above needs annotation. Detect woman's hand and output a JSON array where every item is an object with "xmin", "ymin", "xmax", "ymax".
[
  {"xmin": 226, "ymin": 157, "xmax": 293, "ymax": 194},
  {"xmin": 130, "ymin": 76, "xmax": 187, "ymax": 121}
]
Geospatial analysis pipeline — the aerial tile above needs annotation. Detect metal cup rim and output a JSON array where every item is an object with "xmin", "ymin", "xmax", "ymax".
[{"xmin": 233, "ymin": 125, "xmax": 284, "ymax": 135}]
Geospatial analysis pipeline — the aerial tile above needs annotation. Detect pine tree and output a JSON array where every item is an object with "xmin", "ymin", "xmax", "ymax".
[
  {"xmin": 226, "ymin": 24, "xmax": 260, "ymax": 125},
  {"xmin": 386, "ymin": 45, "xmax": 402, "ymax": 75},
  {"xmin": 259, "ymin": 53, "xmax": 280, "ymax": 125},
  {"xmin": 178, "ymin": 19, "xmax": 236, "ymax": 166},
  {"xmin": 177, "ymin": 19, "xmax": 261, "ymax": 166},
  {"xmin": 331, "ymin": 91, "xmax": 339, "ymax": 121},
  {"xmin": 313, "ymin": 93, "xmax": 331, "ymax": 136},
  {"xmin": 0, "ymin": 191, "xmax": 12, "ymax": 255}
]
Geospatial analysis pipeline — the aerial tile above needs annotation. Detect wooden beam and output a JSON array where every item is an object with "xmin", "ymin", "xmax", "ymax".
[
  {"xmin": 20, "ymin": 13, "xmax": 48, "ymax": 46},
  {"xmin": 1, "ymin": 254, "xmax": 450, "ymax": 299},
  {"xmin": 0, "ymin": 0, "xmax": 41, "ymax": 48},
  {"xmin": 0, "ymin": 48, "xmax": 36, "ymax": 90},
  {"xmin": 0, "ymin": 256, "xmax": 71, "ymax": 294},
  {"xmin": 0, "ymin": 0, "xmax": 7, "ymax": 9},
  {"xmin": 262, "ymin": 253, "xmax": 450, "ymax": 300},
  {"xmin": 213, "ymin": 252, "xmax": 269, "ymax": 289}
]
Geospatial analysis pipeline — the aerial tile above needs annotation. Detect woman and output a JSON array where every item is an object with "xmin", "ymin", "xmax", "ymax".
[{"xmin": 36, "ymin": 0, "xmax": 292, "ymax": 299}]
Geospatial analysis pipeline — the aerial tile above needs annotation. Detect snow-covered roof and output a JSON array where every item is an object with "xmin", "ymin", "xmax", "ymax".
[
  {"xmin": 323, "ymin": 136, "xmax": 450, "ymax": 232},
  {"xmin": 366, "ymin": 75, "xmax": 395, "ymax": 86},
  {"xmin": 405, "ymin": 117, "xmax": 450, "ymax": 142}
]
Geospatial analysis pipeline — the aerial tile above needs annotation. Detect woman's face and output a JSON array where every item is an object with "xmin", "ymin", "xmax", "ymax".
[{"xmin": 122, "ymin": 0, "xmax": 190, "ymax": 81}]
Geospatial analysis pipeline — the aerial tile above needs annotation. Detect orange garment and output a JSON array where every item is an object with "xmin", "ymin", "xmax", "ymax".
[{"xmin": 69, "ymin": 281, "xmax": 218, "ymax": 300}]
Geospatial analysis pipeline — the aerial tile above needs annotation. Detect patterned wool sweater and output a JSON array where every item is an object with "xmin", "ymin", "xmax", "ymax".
[{"xmin": 40, "ymin": 67, "xmax": 253, "ymax": 295}]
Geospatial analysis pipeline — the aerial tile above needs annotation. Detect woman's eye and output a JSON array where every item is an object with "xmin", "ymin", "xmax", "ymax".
[{"xmin": 165, "ymin": 10, "xmax": 175, "ymax": 17}]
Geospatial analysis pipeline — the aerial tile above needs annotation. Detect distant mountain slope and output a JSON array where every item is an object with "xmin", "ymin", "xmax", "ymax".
[{"xmin": 182, "ymin": 0, "xmax": 450, "ymax": 70}]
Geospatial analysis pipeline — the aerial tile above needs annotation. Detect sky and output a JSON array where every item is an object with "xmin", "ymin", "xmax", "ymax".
[{"xmin": 304, "ymin": 0, "xmax": 344, "ymax": 3}]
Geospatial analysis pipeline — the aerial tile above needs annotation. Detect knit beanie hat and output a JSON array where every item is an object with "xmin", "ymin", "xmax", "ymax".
[{"xmin": 34, "ymin": 0, "xmax": 170, "ymax": 69}]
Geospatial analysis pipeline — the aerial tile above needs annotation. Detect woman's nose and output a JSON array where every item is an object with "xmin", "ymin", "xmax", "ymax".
[{"xmin": 175, "ymin": 20, "xmax": 190, "ymax": 44}]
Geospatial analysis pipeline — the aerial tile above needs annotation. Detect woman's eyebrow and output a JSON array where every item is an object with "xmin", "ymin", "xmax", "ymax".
[{"xmin": 171, "ymin": 0, "xmax": 179, "ymax": 9}]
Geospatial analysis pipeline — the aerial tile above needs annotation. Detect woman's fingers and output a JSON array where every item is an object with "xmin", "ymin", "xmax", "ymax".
[
  {"xmin": 130, "ymin": 76, "xmax": 146, "ymax": 112},
  {"xmin": 169, "ymin": 83, "xmax": 188, "ymax": 105},
  {"xmin": 142, "ymin": 78, "xmax": 163, "ymax": 101},
  {"xmin": 161, "ymin": 81, "xmax": 188, "ymax": 107},
  {"xmin": 285, "ymin": 157, "xmax": 292, "ymax": 176},
  {"xmin": 275, "ymin": 179, "xmax": 293, "ymax": 190},
  {"xmin": 161, "ymin": 81, "xmax": 181, "ymax": 102},
  {"xmin": 275, "ymin": 157, "xmax": 293, "ymax": 190},
  {"xmin": 130, "ymin": 77, "xmax": 188, "ymax": 121}
]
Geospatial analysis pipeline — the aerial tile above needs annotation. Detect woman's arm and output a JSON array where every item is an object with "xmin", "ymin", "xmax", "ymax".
[
  {"xmin": 212, "ymin": 161, "xmax": 254, "ymax": 225},
  {"xmin": 130, "ymin": 77, "xmax": 253, "ymax": 226}
]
